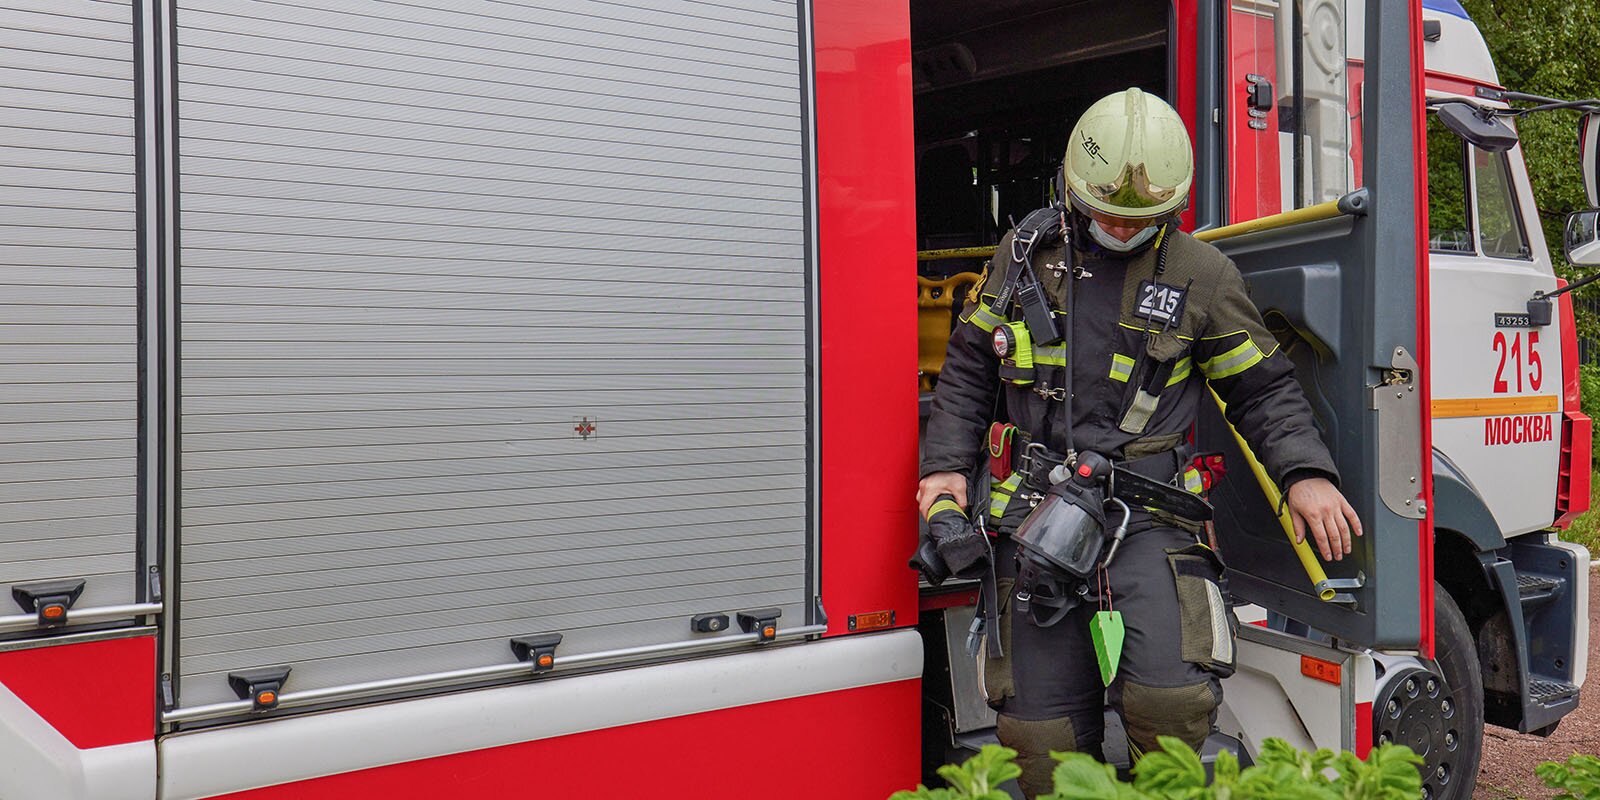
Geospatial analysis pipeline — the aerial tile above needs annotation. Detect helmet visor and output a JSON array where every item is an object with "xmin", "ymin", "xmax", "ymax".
[{"xmin": 1069, "ymin": 190, "xmax": 1185, "ymax": 229}]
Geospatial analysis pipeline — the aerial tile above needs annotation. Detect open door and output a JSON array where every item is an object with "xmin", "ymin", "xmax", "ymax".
[{"xmin": 1198, "ymin": 0, "xmax": 1433, "ymax": 652}]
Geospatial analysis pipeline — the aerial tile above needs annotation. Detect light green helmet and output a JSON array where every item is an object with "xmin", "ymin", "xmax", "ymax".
[{"xmin": 1064, "ymin": 88, "xmax": 1194, "ymax": 228}]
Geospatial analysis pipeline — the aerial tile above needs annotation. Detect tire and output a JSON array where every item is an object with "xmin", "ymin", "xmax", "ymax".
[{"xmin": 1422, "ymin": 583, "xmax": 1485, "ymax": 800}]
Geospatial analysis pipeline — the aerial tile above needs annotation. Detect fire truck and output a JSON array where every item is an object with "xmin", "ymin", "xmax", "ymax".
[{"xmin": 0, "ymin": 0, "xmax": 1594, "ymax": 798}]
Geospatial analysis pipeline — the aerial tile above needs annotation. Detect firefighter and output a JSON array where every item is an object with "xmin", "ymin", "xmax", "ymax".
[{"xmin": 917, "ymin": 88, "xmax": 1362, "ymax": 795}]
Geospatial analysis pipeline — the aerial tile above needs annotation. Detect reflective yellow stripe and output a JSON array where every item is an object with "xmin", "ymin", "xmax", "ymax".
[
  {"xmin": 1183, "ymin": 467, "xmax": 1204, "ymax": 494},
  {"xmin": 966, "ymin": 302, "xmax": 1006, "ymax": 333},
  {"xmin": 1200, "ymin": 339, "xmax": 1264, "ymax": 379},
  {"xmin": 1109, "ymin": 354, "xmax": 1135, "ymax": 383},
  {"xmin": 989, "ymin": 473, "xmax": 1023, "ymax": 519},
  {"xmin": 926, "ymin": 498, "xmax": 965, "ymax": 521},
  {"xmin": 1035, "ymin": 344, "xmax": 1067, "ymax": 366},
  {"xmin": 1166, "ymin": 357, "xmax": 1192, "ymax": 387}
]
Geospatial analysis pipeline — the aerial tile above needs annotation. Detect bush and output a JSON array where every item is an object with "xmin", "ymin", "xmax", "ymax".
[
  {"xmin": 890, "ymin": 737, "xmax": 1423, "ymax": 800},
  {"xmin": 1536, "ymin": 754, "xmax": 1600, "ymax": 800}
]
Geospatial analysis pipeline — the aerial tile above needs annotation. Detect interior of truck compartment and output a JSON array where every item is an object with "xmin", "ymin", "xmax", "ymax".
[{"xmin": 911, "ymin": 0, "xmax": 1170, "ymax": 398}]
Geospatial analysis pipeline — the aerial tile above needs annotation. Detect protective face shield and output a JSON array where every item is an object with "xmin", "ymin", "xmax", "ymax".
[
  {"xmin": 1011, "ymin": 453, "xmax": 1113, "ymax": 626},
  {"xmin": 1063, "ymin": 88, "xmax": 1194, "ymax": 231}
]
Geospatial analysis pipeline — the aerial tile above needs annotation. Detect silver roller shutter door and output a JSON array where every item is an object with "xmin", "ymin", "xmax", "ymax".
[
  {"xmin": 173, "ymin": 0, "xmax": 812, "ymax": 707},
  {"xmin": 0, "ymin": 1, "xmax": 139, "ymax": 610}
]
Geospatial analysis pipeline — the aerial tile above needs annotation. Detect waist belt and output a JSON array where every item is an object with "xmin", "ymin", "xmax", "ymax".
[{"xmin": 1005, "ymin": 433, "xmax": 1213, "ymax": 522}]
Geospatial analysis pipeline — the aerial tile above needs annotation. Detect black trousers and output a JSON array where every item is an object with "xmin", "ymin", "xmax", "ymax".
[{"xmin": 987, "ymin": 516, "xmax": 1231, "ymax": 793}]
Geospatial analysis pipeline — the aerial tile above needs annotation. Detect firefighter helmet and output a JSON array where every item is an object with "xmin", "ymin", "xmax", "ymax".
[{"xmin": 1063, "ymin": 88, "xmax": 1193, "ymax": 229}]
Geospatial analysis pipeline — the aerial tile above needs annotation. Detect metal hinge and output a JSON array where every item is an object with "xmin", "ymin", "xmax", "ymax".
[{"xmin": 1370, "ymin": 346, "xmax": 1426, "ymax": 519}]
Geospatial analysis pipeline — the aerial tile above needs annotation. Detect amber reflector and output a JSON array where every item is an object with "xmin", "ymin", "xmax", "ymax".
[
  {"xmin": 257, "ymin": 691, "xmax": 277, "ymax": 705},
  {"xmin": 537, "ymin": 655, "xmax": 554, "ymax": 667},
  {"xmin": 851, "ymin": 611, "xmax": 894, "ymax": 631},
  {"xmin": 41, "ymin": 606, "xmax": 65, "ymax": 619},
  {"xmin": 1300, "ymin": 655, "xmax": 1341, "ymax": 685}
]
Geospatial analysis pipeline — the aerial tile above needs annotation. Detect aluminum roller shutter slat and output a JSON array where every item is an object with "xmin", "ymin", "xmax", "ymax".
[
  {"xmin": 1, "ymin": 109, "xmax": 136, "ymax": 140},
  {"xmin": 178, "ymin": 358, "xmax": 802, "ymax": 379},
  {"xmin": 182, "ymin": 473, "xmax": 805, "ymax": 526},
  {"xmin": 180, "ymin": 507, "xmax": 807, "ymax": 569},
  {"xmin": 0, "ymin": 440, "xmax": 129, "ymax": 465},
  {"xmin": 0, "ymin": 456, "xmax": 136, "ymax": 484},
  {"xmin": 185, "ymin": 460, "xmax": 803, "ymax": 507},
  {"xmin": 181, "ymin": 404, "xmax": 807, "ymax": 435},
  {"xmin": 0, "ymin": 494, "xmax": 133, "ymax": 524},
  {"xmin": 179, "ymin": 192, "xmax": 800, "ymax": 235},
  {"xmin": 369, "ymin": 0, "xmax": 798, "ymax": 49},
  {"xmin": 0, "ymin": 49, "xmax": 131, "ymax": 80},
  {"xmin": 184, "ymin": 453, "xmax": 803, "ymax": 493},
  {"xmin": 185, "ymin": 572, "xmax": 806, "ymax": 656},
  {"xmin": 179, "ymin": 3, "xmax": 798, "ymax": 77},
  {"xmin": 0, "ymin": 325, "xmax": 135, "ymax": 345},
  {"xmin": 174, "ymin": 0, "xmax": 809, "ymax": 706},
  {"xmin": 181, "ymin": 177, "xmax": 803, "ymax": 223},
  {"xmin": 0, "ymin": 9, "xmax": 129, "ymax": 44},
  {"xmin": 0, "ymin": 304, "xmax": 140, "ymax": 324},
  {"xmin": 182, "ymin": 534, "xmax": 804, "ymax": 600},
  {"xmin": 179, "ymin": 488, "xmax": 806, "ymax": 547},
  {"xmin": 181, "ymin": 273, "xmax": 800, "ymax": 304},
  {"xmin": 185, "ymin": 503, "xmax": 805, "ymax": 564},
  {"xmin": 0, "ymin": 126, "xmax": 133, "ymax": 157},
  {"xmin": 7, "ymin": 26, "xmax": 139, "ymax": 60},
  {"xmin": 4, "ymin": 477, "xmax": 131, "ymax": 504},
  {"xmin": 0, "ymin": 418, "xmax": 133, "ymax": 445},
  {"xmin": 0, "ymin": 185, "xmax": 136, "ymax": 210},
  {"xmin": 184, "ymin": 559, "xmax": 805, "ymax": 634},
  {"xmin": 180, "ymin": 43, "xmax": 798, "ymax": 120},
  {"xmin": 0, "ymin": 166, "xmax": 131, "ymax": 195},
  {"xmin": 178, "ymin": 209, "xmax": 804, "ymax": 248},
  {"xmin": 180, "ymin": 325, "xmax": 803, "ymax": 347},
  {"xmin": 2, "ymin": 532, "xmax": 140, "ymax": 563},
  {"xmin": 178, "ymin": 56, "xmax": 800, "ymax": 123},
  {"xmin": 0, "ymin": 514, "xmax": 131, "ymax": 545},
  {"xmin": 179, "ymin": 423, "xmax": 806, "ymax": 456},
  {"xmin": 0, "ymin": 381, "xmax": 134, "ymax": 402},
  {"xmin": 0, "ymin": 403, "xmax": 134, "ymax": 426}
]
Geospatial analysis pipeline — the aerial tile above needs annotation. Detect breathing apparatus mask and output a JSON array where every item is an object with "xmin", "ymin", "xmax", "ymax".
[{"xmin": 1012, "ymin": 451, "xmax": 1132, "ymax": 627}]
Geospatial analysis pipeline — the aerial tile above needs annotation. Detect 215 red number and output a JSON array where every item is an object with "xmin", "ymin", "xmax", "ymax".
[{"xmin": 1492, "ymin": 330, "xmax": 1542, "ymax": 393}]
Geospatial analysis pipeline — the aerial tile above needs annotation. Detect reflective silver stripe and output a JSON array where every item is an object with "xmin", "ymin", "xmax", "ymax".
[
  {"xmin": 1035, "ymin": 345, "xmax": 1067, "ymax": 366},
  {"xmin": 990, "ymin": 473, "xmax": 1023, "ymax": 518},
  {"xmin": 1167, "ymin": 357, "xmax": 1192, "ymax": 386},
  {"xmin": 1109, "ymin": 354, "xmax": 1135, "ymax": 382},
  {"xmin": 966, "ymin": 303, "xmax": 1006, "ymax": 332},
  {"xmin": 1200, "ymin": 340, "xmax": 1264, "ymax": 379},
  {"xmin": 1205, "ymin": 581, "xmax": 1232, "ymax": 665}
]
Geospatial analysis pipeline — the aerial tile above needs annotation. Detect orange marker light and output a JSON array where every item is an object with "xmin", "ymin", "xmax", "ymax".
[
  {"xmin": 256, "ymin": 691, "xmax": 277, "ymax": 706},
  {"xmin": 849, "ymin": 611, "xmax": 895, "ymax": 631},
  {"xmin": 1300, "ymin": 655, "xmax": 1342, "ymax": 685},
  {"xmin": 41, "ymin": 605, "xmax": 65, "ymax": 620},
  {"xmin": 762, "ymin": 626, "xmax": 776, "ymax": 638},
  {"xmin": 536, "ymin": 654, "xmax": 554, "ymax": 668}
]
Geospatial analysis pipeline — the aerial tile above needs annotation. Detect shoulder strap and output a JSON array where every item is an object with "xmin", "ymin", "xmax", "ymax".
[{"xmin": 991, "ymin": 206, "xmax": 1063, "ymax": 312}]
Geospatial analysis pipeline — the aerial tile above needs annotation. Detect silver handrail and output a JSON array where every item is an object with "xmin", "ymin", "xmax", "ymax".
[
  {"xmin": 163, "ymin": 623, "xmax": 830, "ymax": 725},
  {"xmin": 0, "ymin": 602, "xmax": 163, "ymax": 634}
]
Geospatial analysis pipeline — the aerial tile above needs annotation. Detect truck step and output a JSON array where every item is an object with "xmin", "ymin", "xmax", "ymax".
[
  {"xmin": 1529, "ymin": 678, "xmax": 1580, "ymax": 704},
  {"xmin": 1516, "ymin": 572, "xmax": 1564, "ymax": 606}
]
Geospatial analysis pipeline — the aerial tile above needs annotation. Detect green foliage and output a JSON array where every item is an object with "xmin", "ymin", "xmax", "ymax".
[
  {"xmin": 1460, "ymin": 0, "xmax": 1600, "ymax": 339},
  {"xmin": 1535, "ymin": 753, "xmax": 1600, "ymax": 799},
  {"xmin": 891, "ymin": 744, "xmax": 1023, "ymax": 800},
  {"xmin": 888, "ymin": 737, "xmax": 1423, "ymax": 800}
]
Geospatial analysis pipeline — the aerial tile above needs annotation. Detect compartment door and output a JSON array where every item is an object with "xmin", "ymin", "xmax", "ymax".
[
  {"xmin": 1198, "ymin": 0, "xmax": 1432, "ymax": 650},
  {"xmin": 0, "ymin": 1, "xmax": 145, "ymax": 627}
]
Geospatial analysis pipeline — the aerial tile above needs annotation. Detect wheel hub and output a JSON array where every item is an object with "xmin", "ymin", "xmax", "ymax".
[{"xmin": 1373, "ymin": 664, "xmax": 1459, "ymax": 798}]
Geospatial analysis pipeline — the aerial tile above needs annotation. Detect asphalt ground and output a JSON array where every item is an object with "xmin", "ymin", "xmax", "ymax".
[{"xmin": 1475, "ymin": 572, "xmax": 1600, "ymax": 798}]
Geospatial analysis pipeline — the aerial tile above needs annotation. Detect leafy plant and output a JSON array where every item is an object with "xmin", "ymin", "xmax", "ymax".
[
  {"xmin": 1535, "ymin": 753, "xmax": 1600, "ymax": 800},
  {"xmin": 889, "ymin": 737, "xmax": 1423, "ymax": 800}
]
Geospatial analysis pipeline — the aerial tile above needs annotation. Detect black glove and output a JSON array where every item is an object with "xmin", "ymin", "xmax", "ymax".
[{"xmin": 926, "ymin": 494, "xmax": 990, "ymax": 578}]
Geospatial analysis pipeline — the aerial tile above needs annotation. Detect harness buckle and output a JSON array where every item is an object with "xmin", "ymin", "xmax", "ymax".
[
  {"xmin": 1032, "ymin": 383, "xmax": 1069, "ymax": 401},
  {"xmin": 1011, "ymin": 228, "xmax": 1038, "ymax": 263}
]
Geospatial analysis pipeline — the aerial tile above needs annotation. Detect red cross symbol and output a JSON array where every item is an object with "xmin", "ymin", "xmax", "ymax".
[{"xmin": 574, "ymin": 418, "xmax": 596, "ymax": 439}]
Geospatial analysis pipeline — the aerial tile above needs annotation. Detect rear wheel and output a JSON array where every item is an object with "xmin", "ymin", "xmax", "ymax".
[{"xmin": 1372, "ymin": 583, "xmax": 1483, "ymax": 800}]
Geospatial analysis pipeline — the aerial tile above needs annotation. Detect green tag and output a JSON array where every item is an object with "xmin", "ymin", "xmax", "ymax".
[{"xmin": 1090, "ymin": 610, "xmax": 1126, "ymax": 686}]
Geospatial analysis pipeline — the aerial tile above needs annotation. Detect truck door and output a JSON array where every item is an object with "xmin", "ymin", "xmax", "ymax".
[{"xmin": 1197, "ymin": 0, "xmax": 1434, "ymax": 652}]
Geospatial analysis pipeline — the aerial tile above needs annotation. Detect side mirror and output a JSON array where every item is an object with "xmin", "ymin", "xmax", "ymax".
[
  {"xmin": 1566, "ymin": 209, "xmax": 1600, "ymax": 266},
  {"xmin": 1580, "ymin": 113, "xmax": 1600, "ymax": 209},
  {"xmin": 1436, "ymin": 102, "xmax": 1519, "ymax": 153}
]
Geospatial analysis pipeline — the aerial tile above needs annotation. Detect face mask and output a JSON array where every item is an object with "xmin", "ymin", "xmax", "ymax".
[{"xmin": 1089, "ymin": 220, "xmax": 1158, "ymax": 253}]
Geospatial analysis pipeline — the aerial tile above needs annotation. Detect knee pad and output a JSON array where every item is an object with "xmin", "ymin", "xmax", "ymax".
[
  {"xmin": 1118, "ymin": 679, "xmax": 1219, "ymax": 755},
  {"xmin": 996, "ymin": 713, "xmax": 1078, "ymax": 798}
]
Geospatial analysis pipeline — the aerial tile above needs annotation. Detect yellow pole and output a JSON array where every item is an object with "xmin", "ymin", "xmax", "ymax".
[
  {"xmin": 1209, "ymin": 388, "xmax": 1337, "ymax": 602},
  {"xmin": 913, "ymin": 199, "xmax": 1350, "ymax": 261}
]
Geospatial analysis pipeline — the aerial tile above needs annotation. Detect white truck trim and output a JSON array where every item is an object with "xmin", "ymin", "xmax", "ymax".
[
  {"xmin": 0, "ymin": 683, "xmax": 154, "ymax": 800},
  {"xmin": 158, "ymin": 629, "xmax": 921, "ymax": 800}
]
